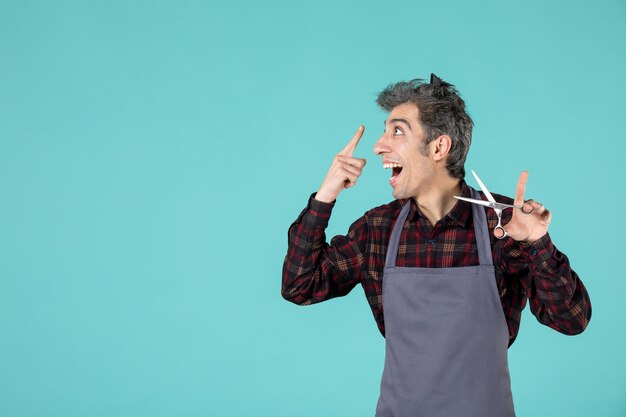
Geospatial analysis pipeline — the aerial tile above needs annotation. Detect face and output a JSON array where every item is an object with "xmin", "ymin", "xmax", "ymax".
[{"xmin": 373, "ymin": 102, "xmax": 436, "ymax": 200}]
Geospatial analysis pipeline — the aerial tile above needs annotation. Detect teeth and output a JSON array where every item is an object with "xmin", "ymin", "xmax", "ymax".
[{"xmin": 383, "ymin": 163, "xmax": 403, "ymax": 169}]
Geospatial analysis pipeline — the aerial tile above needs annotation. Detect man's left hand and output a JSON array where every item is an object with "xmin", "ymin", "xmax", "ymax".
[{"xmin": 501, "ymin": 171, "xmax": 552, "ymax": 243}]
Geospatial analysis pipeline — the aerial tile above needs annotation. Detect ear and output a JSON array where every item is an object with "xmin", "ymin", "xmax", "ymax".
[{"xmin": 432, "ymin": 135, "xmax": 452, "ymax": 162}]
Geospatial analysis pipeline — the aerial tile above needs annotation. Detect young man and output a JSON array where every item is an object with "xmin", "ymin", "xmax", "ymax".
[{"xmin": 282, "ymin": 74, "xmax": 591, "ymax": 417}]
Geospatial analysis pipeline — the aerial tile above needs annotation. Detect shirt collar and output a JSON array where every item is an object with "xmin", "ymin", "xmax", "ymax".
[{"xmin": 407, "ymin": 179, "xmax": 473, "ymax": 227}]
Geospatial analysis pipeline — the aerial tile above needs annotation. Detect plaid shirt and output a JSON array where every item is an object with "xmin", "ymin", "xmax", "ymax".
[{"xmin": 282, "ymin": 180, "xmax": 591, "ymax": 346}]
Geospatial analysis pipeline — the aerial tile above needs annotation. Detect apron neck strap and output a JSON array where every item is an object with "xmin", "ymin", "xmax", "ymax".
[
  {"xmin": 385, "ymin": 201, "xmax": 411, "ymax": 268},
  {"xmin": 384, "ymin": 186, "xmax": 494, "ymax": 268},
  {"xmin": 470, "ymin": 186, "xmax": 494, "ymax": 266}
]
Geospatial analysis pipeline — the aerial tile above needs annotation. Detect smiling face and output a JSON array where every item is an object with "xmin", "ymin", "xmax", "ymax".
[{"xmin": 373, "ymin": 102, "xmax": 437, "ymax": 200}]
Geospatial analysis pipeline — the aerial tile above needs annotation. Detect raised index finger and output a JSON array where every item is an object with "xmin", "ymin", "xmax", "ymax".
[
  {"xmin": 339, "ymin": 125, "xmax": 365, "ymax": 156},
  {"xmin": 514, "ymin": 170, "xmax": 529, "ymax": 206}
]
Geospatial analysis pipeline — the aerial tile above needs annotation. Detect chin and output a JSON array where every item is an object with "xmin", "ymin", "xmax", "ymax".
[{"xmin": 392, "ymin": 189, "xmax": 406, "ymax": 200}]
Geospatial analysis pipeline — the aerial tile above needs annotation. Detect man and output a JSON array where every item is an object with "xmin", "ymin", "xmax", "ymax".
[{"xmin": 281, "ymin": 74, "xmax": 591, "ymax": 417}]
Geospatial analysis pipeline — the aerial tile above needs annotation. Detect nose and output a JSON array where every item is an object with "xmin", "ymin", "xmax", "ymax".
[{"xmin": 373, "ymin": 132, "xmax": 390, "ymax": 155}]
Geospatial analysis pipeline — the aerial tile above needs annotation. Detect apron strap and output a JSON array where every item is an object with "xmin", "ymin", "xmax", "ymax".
[
  {"xmin": 384, "ymin": 186, "xmax": 494, "ymax": 268},
  {"xmin": 470, "ymin": 186, "xmax": 494, "ymax": 266},
  {"xmin": 384, "ymin": 200, "xmax": 412, "ymax": 268}
]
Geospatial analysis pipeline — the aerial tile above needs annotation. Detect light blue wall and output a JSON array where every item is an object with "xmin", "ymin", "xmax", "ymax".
[{"xmin": 1, "ymin": 0, "xmax": 624, "ymax": 415}]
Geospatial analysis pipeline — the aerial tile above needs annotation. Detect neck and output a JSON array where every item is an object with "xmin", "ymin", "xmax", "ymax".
[{"xmin": 413, "ymin": 174, "xmax": 462, "ymax": 226}]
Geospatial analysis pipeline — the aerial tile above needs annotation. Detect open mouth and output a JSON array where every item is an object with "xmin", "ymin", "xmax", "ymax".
[
  {"xmin": 383, "ymin": 162, "xmax": 402, "ymax": 186},
  {"xmin": 384, "ymin": 163, "xmax": 403, "ymax": 183}
]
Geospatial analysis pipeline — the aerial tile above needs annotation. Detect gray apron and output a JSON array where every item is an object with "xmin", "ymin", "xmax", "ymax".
[{"xmin": 375, "ymin": 187, "xmax": 516, "ymax": 417}]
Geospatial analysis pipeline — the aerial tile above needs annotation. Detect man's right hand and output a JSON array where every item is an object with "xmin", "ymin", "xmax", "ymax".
[{"xmin": 315, "ymin": 126, "xmax": 367, "ymax": 203}]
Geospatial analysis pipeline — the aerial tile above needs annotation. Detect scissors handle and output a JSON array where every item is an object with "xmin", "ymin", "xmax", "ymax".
[
  {"xmin": 521, "ymin": 201, "xmax": 536, "ymax": 214},
  {"xmin": 494, "ymin": 225, "xmax": 507, "ymax": 240}
]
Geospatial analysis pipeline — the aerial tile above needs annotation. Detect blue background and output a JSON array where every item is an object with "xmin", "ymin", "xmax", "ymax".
[{"xmin": 1, "ymin": 0, "xmax": 624, "ymax": 415}]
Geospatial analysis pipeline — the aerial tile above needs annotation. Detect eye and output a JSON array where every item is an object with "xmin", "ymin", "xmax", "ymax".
[{"xmin": 393, "ymin": 127, "xmax": 403, "ymax": 136}]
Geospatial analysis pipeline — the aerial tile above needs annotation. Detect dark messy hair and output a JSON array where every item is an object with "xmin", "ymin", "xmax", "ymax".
[{"xmin": 376, "ymin": 74, "xmax": 473, "ymax": 179}]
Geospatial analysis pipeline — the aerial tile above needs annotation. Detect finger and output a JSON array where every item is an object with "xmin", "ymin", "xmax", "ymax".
[
  {"xmin": 339, "ymin": 162, "xmax": 363, "ymax": 178},
  {"xmin": 544, "ymin": 209, "xmax": 552, "ymax": 225},
  {"xmin": 337, "ymin": 155, "xmax": 367, "ymax": 169},
  {"xmin": 341, "ymin": 170, "xmax": 359, "ymax": 188},
  {"xmin": 536, "ymin": 205, "xmax": 550, "ymax": 220},
  {"xmin": 531, "ymin": 201, "xmax": 543, "ymax": 212},
  {"xmin": 521, "ymin": 198, "xmax": 535, "ymax": 214},
  {"xmin": 514, "ymin": 171, "xmax": 529, "ymax": 206},
  {"xmin": 521, "ymin": 198, "xmax": 546, "ymax": 213},
  {"xmin": 339, "ymin": 125, "xmax": 365, "ymax": 156},
  {"xmin": 344, "ymin": 178, "xmax": 358, "ymax": 189}
]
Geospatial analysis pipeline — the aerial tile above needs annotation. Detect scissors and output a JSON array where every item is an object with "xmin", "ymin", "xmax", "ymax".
[{"xmin": 454, "ymin": 170, "xmax": 534, "ymax": 239}]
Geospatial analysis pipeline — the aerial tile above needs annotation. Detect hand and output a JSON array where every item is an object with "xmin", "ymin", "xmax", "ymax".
[
  {"xmin": 315, "ymin": 126, "xmax": 367, "ymax": 203},
  {"xmin": 501, "ymin": 171, "xmax": 552, "ymax": 243}
]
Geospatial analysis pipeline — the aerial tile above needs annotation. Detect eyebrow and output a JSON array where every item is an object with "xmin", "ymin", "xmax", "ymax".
[{"xmin": 385, "ymin": 118, "xmax": 412, "ymax": 130}]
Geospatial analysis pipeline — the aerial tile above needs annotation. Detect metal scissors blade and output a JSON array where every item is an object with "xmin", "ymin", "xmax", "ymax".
[
  {"xmin": 453, "ymin": 195, "xmax": 523, "ymax": 211},
  {"xmin": 471, "ymin": 169, "xmax": 496, "ymax": 204}
]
